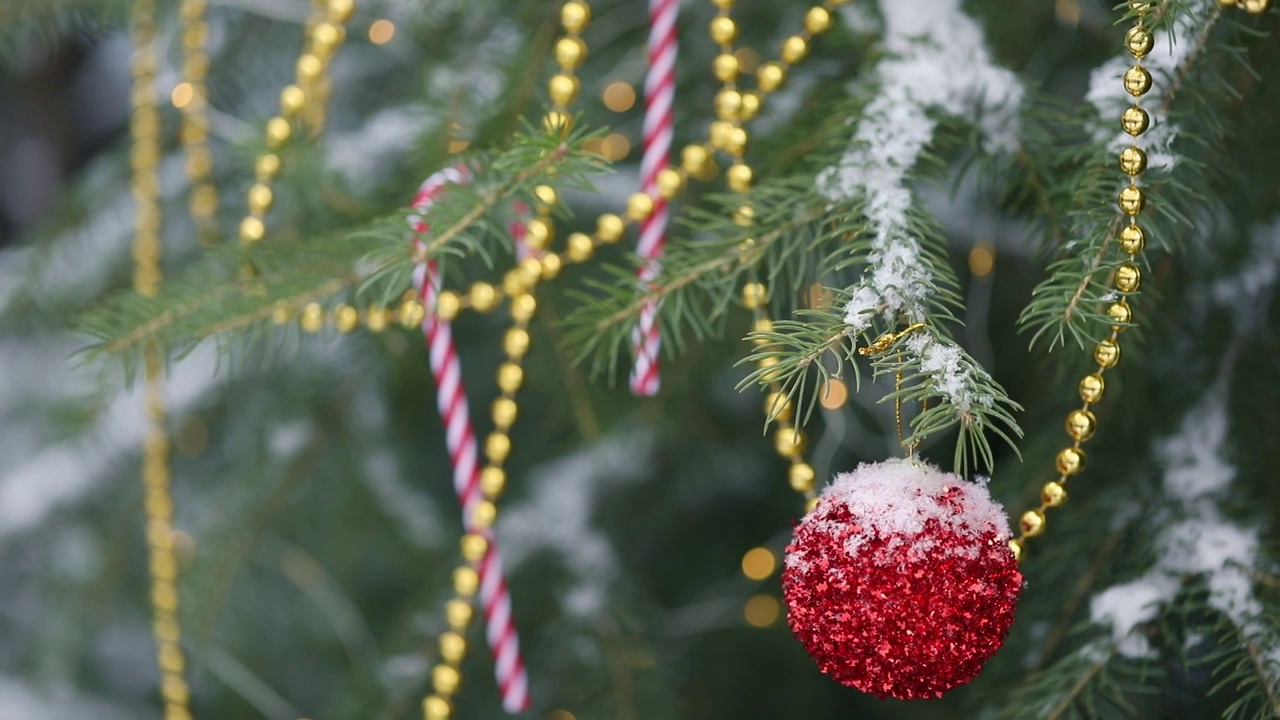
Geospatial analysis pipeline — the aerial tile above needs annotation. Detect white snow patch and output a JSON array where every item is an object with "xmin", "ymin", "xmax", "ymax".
[
  {"xmin": 1084, "ymin": 2, "xmax": 1211, "ymax": 172},
  {"xmin": 1090, "ymin": 575, "xmax": 1180, "ymax": 657},
  {"xmin": 0, "ymin": 676, "xmax": 132, "ymax": 720},
  {"xmin": 497, "ymin": 432, "xmax": 653, "ymax": 618},
  {"xmin": 796, "ymin": 458, "xmax": 1012, "ymax": 559},
  {"xmin": 0, "ymin": 344, "xmax": 220, "ymax": 541}
]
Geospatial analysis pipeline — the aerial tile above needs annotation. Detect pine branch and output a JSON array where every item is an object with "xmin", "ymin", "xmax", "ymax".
[{"xmin": 77, "ymin": 125, "xmax": 604, "ymax": 372}]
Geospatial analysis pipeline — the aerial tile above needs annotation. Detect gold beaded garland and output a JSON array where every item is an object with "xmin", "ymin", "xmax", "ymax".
[
  {"xmin": 131, "ymin": 4, "xmax": 195, "ymax": 718},
  {"xmin": 1012, "ymin": 5, "xmax": 1159, "ymax": 561}
]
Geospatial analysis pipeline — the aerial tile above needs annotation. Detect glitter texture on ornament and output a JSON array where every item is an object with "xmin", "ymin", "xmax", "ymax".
[{"xmin": 782, "ymin": 458, "xmax": 1023, "ymax": 700}]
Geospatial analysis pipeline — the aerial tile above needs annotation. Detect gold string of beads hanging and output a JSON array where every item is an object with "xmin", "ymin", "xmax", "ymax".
[
  {"xmin": 713, "ymin": 0, "xmax": 850, "ymax": 512},
  {"xmin": 238, "ymin": 0, "xmax": 354, "ymax": 247},
  {"xmin": 178, "ymin": 0, "xmax": 218, "ymax": 242},
  {"xmin": 1009, "ymin": 4, "xmax": 1157, "ymax": 562},
  {"xmin": 131, "ymin": 0, "xmax": 194, "ymax": 717}
]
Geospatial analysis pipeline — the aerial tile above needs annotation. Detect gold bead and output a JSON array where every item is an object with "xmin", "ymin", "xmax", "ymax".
[
  {"xmin": 1065, "ymin": 409, "xmax": 1097, "ymax": 442},
  {"xmin": 469, "ymin": 282, "xmax": 498, "ymax": 313},
  {"xmin": 1124, "ymin": 26, "xmax": 1154, "ymax": 58},
  {"xmin": 453, "ymin": 567, "xmax": 479, "ymax": 596},
  {"xmin": 1056, "ymin": 446, "xmax": 1086, "ymax": 476},
  {"xmin": 1094, "ymin": 338, "xmax": 1121, "ymax": 369},
  {"xmin": 1243, "ymin": 0, "xmax": 1270, "ymax": 13},
  {"xmin": 541, "ymin": 252, "xmax": 562, "ymax": 279},
  {"xmin": 1123, "ymin": 65, "xmax": 1152, "ymax": 97},
  {"xmin": 279, "ymin": 84, "xmax": 306, "ymax": 116},
  {"xmin": 1119, "ymin": 224, "xmax": 1146, "ymax": 255},
  {"xmin": 486, "ymin": 433, "xmax": 511, "ymax": 463},
  {"xmin": 765, "ymin": 391, "xmax": 792, "ymax": 421},
  {"xmin": 239, "ymin": 216, "xmax": 265, "ymax": 243},
  {"xmin": 265, "ymin": 116, "xmax": 292, "ymax": 148},
  {"xmin": 184, "ymin": 146, "xmax": 211, "ymax": 177},
  {"xmin": 460, "ymin": 532, "xmax": 489, "ymax": 562},
  {"xmin": 365, "ymin": 305, "xmax": 389, "ymax": 332},
  {"xmin": 297, "ymin": 53, "xmax": 323, "ymax": 83},
  {"xmin": 445, "ymin": 598, "xmax": 473, "ymax": 630},
  {"xmin": 709, "ymin": 17, "xmax": 738, "ymax": 45},
  {"xmin": 432, "ymin": 664, "xmax": 461, "ymax": 696},
  {"xmin": 1121, "ymin": 106, "xmax": 1149, "ymax": 136},
  {"xmin": 480, "ymin": 466, "xmax": 506, "ymax": 498},
  {"xmin": 751, "ymin": 316, "xmax": 773, "ymax": 340},
  {"xmin": 1019, "ymin": 509, "xmax": 1046, "ymax": 538},
  {"xmin": 681, "ymin": 144, "xmax": 712, "ymax": 177},
  {"xmin": 511, "ymin": 293, "xmax": 537, "ymax": 322},
  {"xmin": 715, "ymin": 89, "xmax": 742, "ymax": 120},
  {"xmin": 757, "ymin": 62, "xmax": 785, "ymax": 92},
  {"xmin": 520, "ymin": 257, "xmax": 544, "ymax": 286},
  {"xmin": 503, "ymin": 270, "xmax": 526, "ymax": 297},
  {"xmin": 597, "ymin": 213, "xmax": 626, "ymax": 243},
  {"xmin": 734, "ymin": 205, "xmax": 756, "ymax": 227},
  {"xmin": 774, "ymin": 427, "xmax": 807, "ymax": 457},
  {"xmin": 781, "ymin": 35, "xmax": 809, "ymax": 64},
  {"xmin": 739, "ymin": 91, "xmax": 761, "ymax": 121},
  {"xmin": 566, "ymin": 232, "xmax": 595, "ymax": 262},
  {"xmin": 712, "ymin": 0, "xmax": 735, "ymax": 7},
  {"xmin": 327, "ymin": 0, "xmax": 355, "ymax": 22},
  {"xmin": 436, "ymin": 291, "xmax": 461, "ymax": 321},
  {"xmin": 757, "ymin": 355, "xmax": 780, "ymax": 381},
  {"xmin": 555, "ymin": 37, "xmax": 587, "ymax": 71},
  {"xmin": 1107, "ymin": 301, "xmax": 1132, "ymax": 327},
  {"xmin": 398, "ymin": 298, "xmax": 426, "ymax": 328},
  {"xmin": 424, "ymin": 695, "xmax": 451, "ymax": 720},
  {"xmin": 656, "ymin": 168, "xmax": 684, "ymax": 199},
  {"xmin": 1114, "ymin": 263, "xmax": 1141, "ymax": 293},
  {"xmin": 709, "ymin": 120, "xmax": 734, "ymax": 150},
  {"xmin": 1079, "ymin": 373, "xmax": 1105, "ymax": 403},
  {"xmin": 504, "ymin": 327, "xmax": 531, "ymax": 358},
  {"xmin": 727, "ymin": 163, "xmax": 752, "ymax": 192},
  {"xmin": 804, "ymin": 6, "xmax": 832, "ymax": 33},
  {"xmin": 713, "ymin": 53, "xmax": 739, "ymax": 82},
  {"xmin": 255, "ymin": 153, "xmax": 281, "ymax": 181},
  {"xmin": 724, "ymin": 126, "xmax": 748, "ymax": 156},
  {"xmin": 561, "ymin": 1, "xmax": 591, "ymax": 33},
  {"xmin": 1008, "ymin": 538, "xmax": 1024, "ymax": 562},
  {"xmin": 626, "ymin": 192, "xmax": 655, "ymax": 221},
  {"xmin": 1119, "ymin": 146, "xmax": 1147, "ymax": 176},
  {"xmin": 534, "ymin": 184, "xmax": 558, "ymax": 207},
  {"xmin": 788, "ymin": 462, "xmax": 815, "ymax": 492},
  {"xmin": 247, "ymin": 183, "xmax": 273, "ymax": 214},
  {"xmin": 805, "ymin": 497, "xmax": 819, "ymax": 514},
  {"xmin": 549, "ymin": 73, "xmax": 580, "ymax": 107},
  {"xmin": 1041, "ymin": 481, "xmax": 1068, "ymax": 508},
  {"xmin": 439, "ymin": 632, "xmax": 467, "ymax": 664},
  {"xmin": 471, "ymin": 500, "xmax": 498, "ymax": 530},
  {"xmin": 1118, "ymin": 185, "xmax": 1144, "ymax": 216},
  {"xmin": 525, "ymin": 217, "xmax": 554, "ymax": 250},
  {"xmin": 543, "ymin": 110, "xmax": 571, "ymax": 134},
  {"xmin": 333, "ymin": 303, "xmax": 358, "ymax": 333},
  {"xmin": 300, "ymin": 302, "xmax": 324, "ymax": 333},
  {"xmin": 742, "ymin": 282, "xmax": 767, "ymax": 309},
  {"xmin": 492, "ymin": 397, "xmax": 518, "ymax": 429}
]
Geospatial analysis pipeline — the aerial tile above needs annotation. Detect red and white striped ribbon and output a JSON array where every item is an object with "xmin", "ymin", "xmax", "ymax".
[
  {"xmin": 629, "ymin": 0, "xmax": 679, "ymax": 396},
  {"xmin": 410, "ymin": 167, "xmax": 531, "ymax": 713}
]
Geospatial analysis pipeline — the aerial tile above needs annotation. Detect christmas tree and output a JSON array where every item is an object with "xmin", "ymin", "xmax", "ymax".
[{"xmin": 2, "ymin": 0, "xmax": 1280, "ymax": 717}]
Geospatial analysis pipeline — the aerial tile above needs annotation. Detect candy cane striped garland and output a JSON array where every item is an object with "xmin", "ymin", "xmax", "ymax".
[
  {"xmin": 629, "ymin": 0, "xmax": 679, "ymax": 396},
  {"xmin": 410, "ymin": 168, "xmax": 531, "ymax": 713}
]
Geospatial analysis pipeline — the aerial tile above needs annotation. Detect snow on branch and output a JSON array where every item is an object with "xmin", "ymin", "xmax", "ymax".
[{"xmin": 819, "ymin": 0, "xmax": 1022, "ymax": 335}]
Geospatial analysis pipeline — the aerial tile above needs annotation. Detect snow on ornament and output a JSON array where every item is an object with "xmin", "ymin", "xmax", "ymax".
[{"xmin": 782, "ymin": 458, "xmax": 1022, "ymax": 700}]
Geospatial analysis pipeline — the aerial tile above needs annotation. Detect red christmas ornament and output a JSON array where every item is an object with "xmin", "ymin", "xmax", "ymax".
[{"xmin": 782, "ymin": 458, "xmax": 1023, "ymax": 700}]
